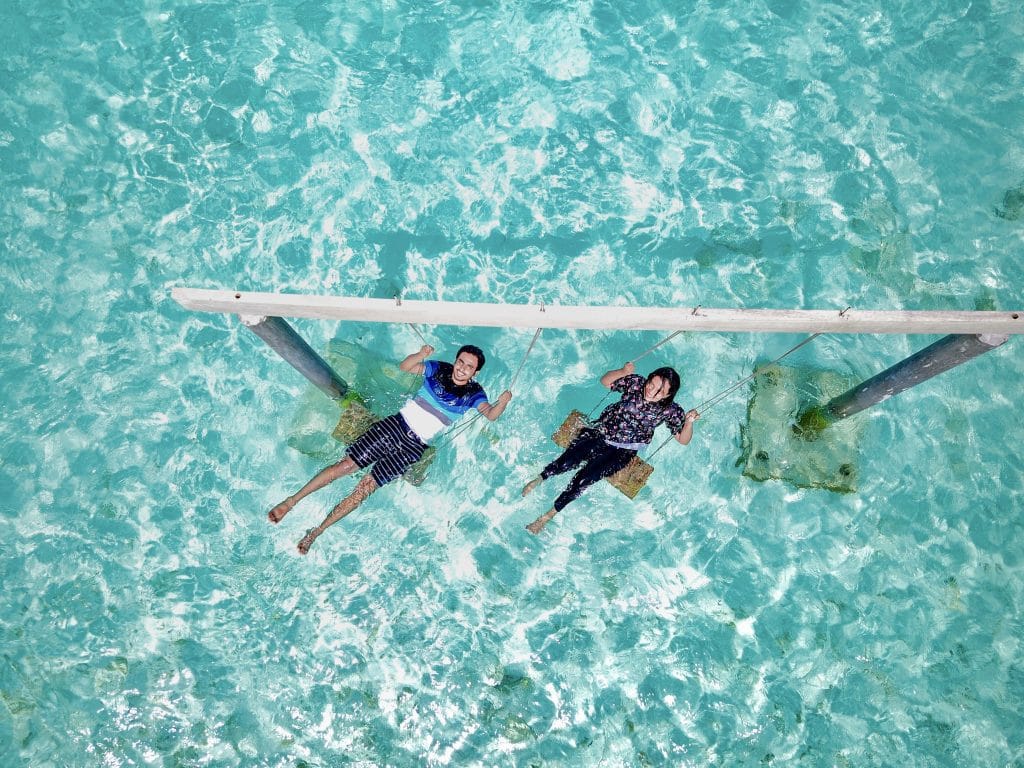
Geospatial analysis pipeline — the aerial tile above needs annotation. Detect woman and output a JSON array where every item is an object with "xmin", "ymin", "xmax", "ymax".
[{"xmin": 523, "ymin": 362, "xmax": 699, "ymax": 533}]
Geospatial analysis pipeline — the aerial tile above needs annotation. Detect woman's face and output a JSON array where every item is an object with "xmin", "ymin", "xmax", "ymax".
[{"xmin": 643, "ymin": 375, "xmax": 671, "ymax": 402}]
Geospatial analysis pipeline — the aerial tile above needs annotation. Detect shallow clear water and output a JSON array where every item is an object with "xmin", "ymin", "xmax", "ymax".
[{"xmin": 2, "ymin": 0, "xmax": 1023, "ymax": 765}]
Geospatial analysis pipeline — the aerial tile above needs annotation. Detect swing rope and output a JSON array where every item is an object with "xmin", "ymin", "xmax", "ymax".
[
  {"xmin": 645, "ymin": 332, "xmax": 822, "ymax": 460},
  {"xmin": 399, "ymin": 323, "xmax": 435, "ymax": 397},
  {"xmin": 407, "ymin": 322, "xmax": 430, "ymax": 348},
  {"xmin": 509, "ymin": 327, "xmax": 543, "ymax": 391},
  {"xmin": 631, "ymin": 329, "xmax": 687, "ymax": 362},
  {"xmin": 692, "ymin": 332, "xmax": 821, "ymax": 414}
]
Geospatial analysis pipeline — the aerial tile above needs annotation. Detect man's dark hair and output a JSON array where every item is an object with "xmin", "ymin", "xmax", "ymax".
[
  {"xmin": 457, "ymin": 344, "xmax": 486, "ymax": 371},
  {"xmin": 647, "ymin": 366, "xmax": 680, "ymax": 405}
]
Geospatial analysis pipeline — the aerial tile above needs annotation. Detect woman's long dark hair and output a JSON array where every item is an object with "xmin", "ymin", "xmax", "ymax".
[{"xmin": 647, "ymin": 366, "xmax": 681, "ymax": 406}]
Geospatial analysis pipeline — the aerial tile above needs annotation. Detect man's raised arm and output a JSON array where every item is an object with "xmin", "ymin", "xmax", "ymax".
[
  {"xmin": 400, "ymin": 345, "xmax": 434, "ymax": 374},
  {"xmin": 478, "ymin": 390, "xmax": 513, "ymax": 421}
]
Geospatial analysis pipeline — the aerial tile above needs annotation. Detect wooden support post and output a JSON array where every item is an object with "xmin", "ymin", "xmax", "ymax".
[
  {"xmin": 795, "ymin": 333, "xmax": 1009, "ymax": 436},
  {"xmin": 240, "ymin": 315, "xmax": 348, "ymax": 400}
]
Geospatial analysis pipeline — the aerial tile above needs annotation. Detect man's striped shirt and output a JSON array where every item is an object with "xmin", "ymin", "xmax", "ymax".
[{"xmin": 399, "ymin": 360, "xmax": 488, "ymax": 441}]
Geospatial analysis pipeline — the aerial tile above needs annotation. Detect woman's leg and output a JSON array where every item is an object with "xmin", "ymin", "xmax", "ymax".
[
  {"xmin": 542, "ymin": 429, "xmax": 604, "ymax": 478},
  {"xmin": 552, "ymin": 447, "xmax": 634, "ymax": 511},
  {"xmin": 526, "ymin": 507, "xmax": 558, "ymax": 534},
  {"xmin": 523, "ymin": 429, "xmax": 603, "ymax": 497},
  {"xmin": 527, "ymin": 446, "xmax": 635, "ymax": 534}
]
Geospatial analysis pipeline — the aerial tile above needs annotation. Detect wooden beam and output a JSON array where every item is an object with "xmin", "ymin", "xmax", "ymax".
[{"xmin": 171, "ymin": 287, "xmax": 1024, "ymax": 335}]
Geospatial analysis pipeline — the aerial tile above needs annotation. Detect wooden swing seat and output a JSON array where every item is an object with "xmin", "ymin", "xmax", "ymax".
[
  {"xmin": 333, "ymin": 396, "xmax": 435, "ymax": 486},
  {"xmin": 552, "ymin": 410, "xmax": 653, "ymax": 499}
]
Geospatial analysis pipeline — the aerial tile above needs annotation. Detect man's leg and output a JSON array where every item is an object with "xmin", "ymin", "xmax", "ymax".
[
  {"xmin": 297, "ymin": 473, "xmax": 379, "ymax": 554},
  {"xmin": 272, "ymin": 415, "xmax": 399, "ymax": 523},
  {"xmin": 268, "ymin": 456, "xmax": 359, "ymax": 523}
]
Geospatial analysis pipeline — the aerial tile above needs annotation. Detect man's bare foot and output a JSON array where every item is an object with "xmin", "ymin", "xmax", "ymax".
[
  {"xmin": 521, "ymin": 477, "xmax": 543, "ymax": 497},
  {"xmin": 297, "ymin": 528, "xmax": 318, "ymax": 555},
  {"xmin": 268, "ymin": 498, "xmax": 295, "ymax": 524}
]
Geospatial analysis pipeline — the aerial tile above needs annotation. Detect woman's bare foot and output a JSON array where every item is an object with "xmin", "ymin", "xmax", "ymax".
[
  {"xmin": 268, "ymin": 497, "xmax": 295, "ymax": 524},
  {"xmin": 521, "ymin": 477, "xmax": 543, "ymax": 497},
  {"xmin": 526, "ymin": 509, "xmax": 557, "ymax": 534},
  {"xmin": 297, "ymin": 528, "xmax": 318, "ymax": 555}
]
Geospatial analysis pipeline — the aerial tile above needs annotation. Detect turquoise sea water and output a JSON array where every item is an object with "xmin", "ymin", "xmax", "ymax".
[{"xmin": 2, "ymin": 0, "xmax": 1023, "ymax": 765}]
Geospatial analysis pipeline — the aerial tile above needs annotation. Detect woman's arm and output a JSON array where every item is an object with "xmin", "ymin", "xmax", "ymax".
[
  {"xmin": 600, "ymin": 361, "xmax": 635, "ymax": 389},
  {"xmin": 674, "ymin": 409, "xmax": 699, "ymax": 445}
]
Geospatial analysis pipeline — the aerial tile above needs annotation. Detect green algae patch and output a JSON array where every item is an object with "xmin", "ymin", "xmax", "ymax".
[{"xmin": 738, "ymin": 364, "xmax": 863, "ymax": 493}]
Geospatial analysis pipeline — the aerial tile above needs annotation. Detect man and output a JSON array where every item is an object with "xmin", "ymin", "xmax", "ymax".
[{"xmin": 269, "ymin": 343, "xmax": 512, "ymax": 554}]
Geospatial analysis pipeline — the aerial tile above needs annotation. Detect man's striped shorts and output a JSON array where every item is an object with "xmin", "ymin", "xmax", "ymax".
[{"xmin": 346, "ymin": 413, "xmax": 428, "ymax": 486}]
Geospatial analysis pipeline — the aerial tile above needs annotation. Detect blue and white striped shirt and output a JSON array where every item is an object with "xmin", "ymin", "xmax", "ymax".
[{"xmin": 399, "ymin": 360, "xmax": 488, "ymax": 441}]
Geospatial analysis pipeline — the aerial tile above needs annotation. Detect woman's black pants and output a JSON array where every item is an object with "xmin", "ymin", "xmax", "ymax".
[{"xmin": 541, "ymin": 428, "xmax": 637, "ymax": 511}]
